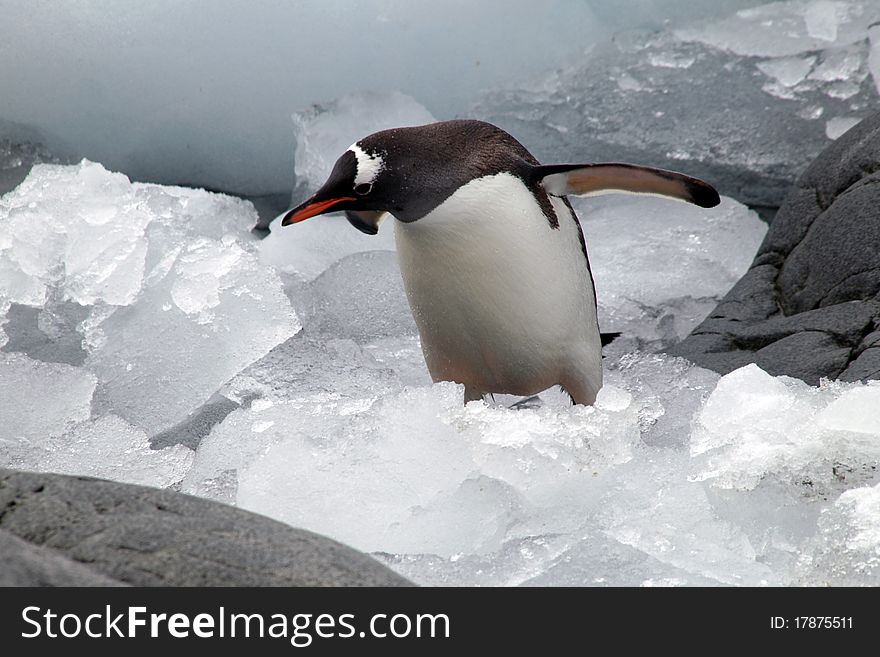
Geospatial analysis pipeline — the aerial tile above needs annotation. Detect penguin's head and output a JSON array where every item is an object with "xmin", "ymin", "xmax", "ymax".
[
  {"xmin": 279, "ymin": 120, "xmax": 527, "ymax": 235},
  {"xmin": 280, "ymin": 141, "xmax": 398, "ymax": 235}
]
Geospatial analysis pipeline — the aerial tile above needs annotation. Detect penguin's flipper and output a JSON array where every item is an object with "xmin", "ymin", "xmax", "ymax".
[{"xmin": 534, "ymin": 163, "xmax": 720, "ymax": 208}]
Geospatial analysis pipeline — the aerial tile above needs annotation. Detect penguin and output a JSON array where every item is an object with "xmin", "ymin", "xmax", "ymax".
[{"xmin": 280, "ymin": 120, "xmax": 719, "ymax": 405}]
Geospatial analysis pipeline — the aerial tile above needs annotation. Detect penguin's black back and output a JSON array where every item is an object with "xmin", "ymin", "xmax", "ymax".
[{"xmin": 358, "ymin": 120, "xmax": 560, "ymax": 224}]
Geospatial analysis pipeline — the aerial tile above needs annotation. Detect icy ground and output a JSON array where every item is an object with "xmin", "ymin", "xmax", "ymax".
[{"xmin": 3, "ymin": 153, "xmax": 880, "ymax": 586}]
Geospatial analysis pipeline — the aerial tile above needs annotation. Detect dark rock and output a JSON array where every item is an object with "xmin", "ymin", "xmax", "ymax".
[
  {"xmin": 0, "ymin": 529, "xmax": 127, "ymax": 586},
  {"xmin": 0, "ymin": 468, "xmax": 411, "ymax": 587},
  {"xmin": 671, "ymin": 112, "xmax": 880, "ymax": 384}
]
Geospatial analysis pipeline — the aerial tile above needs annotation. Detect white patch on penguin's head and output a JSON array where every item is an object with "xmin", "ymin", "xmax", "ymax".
[{"xmin": 349, "ymin": 143, "xmax": 385, "ymax": 187}]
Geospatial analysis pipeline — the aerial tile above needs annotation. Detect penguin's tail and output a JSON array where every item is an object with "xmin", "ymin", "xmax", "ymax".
[{"xmin": 600, "ymin": 331, "xmax": 621, "ymax": 347}]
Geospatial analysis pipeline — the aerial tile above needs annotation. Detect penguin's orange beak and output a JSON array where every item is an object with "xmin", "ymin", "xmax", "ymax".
[{"xmin": 280, "ymin": 196, "xmax": 356, "ymax": 226}]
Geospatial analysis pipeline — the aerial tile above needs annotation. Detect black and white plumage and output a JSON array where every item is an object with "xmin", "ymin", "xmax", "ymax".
[{"xmin": 281, "ymin": 120, "xmax": 719, "ymax": 405}]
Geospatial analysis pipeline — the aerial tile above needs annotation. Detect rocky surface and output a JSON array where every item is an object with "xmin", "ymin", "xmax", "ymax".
[
  {"xmin": 0, "ymin": 529, "xmax": 126, "ymax": 586},
  {"xmin": 670, "ymin": 111, "xmax": 880, "ymax": 383},
  {"xmin": 0, "ymin": 467, "xmax": 410, "ymax": 586}
]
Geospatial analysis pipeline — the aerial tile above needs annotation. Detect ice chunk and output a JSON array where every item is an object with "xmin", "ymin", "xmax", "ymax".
[
  {"xmin": 803, "ymin": 482, "xmax": 880, "ymax": 584},
  {"xmin": 0, "ymin": 356, "xmax": 185, "ymax": 490},
  {"xmin": 816, "ymin": 386, "xmax": 880, "ymax": 434},
  {"xmin": 690, "ymin": 365, "xmax": 880, "ymax": 491},
  {"xmin": 0, "ymin": 353, "xmax": 95, "ymax": 448},
  {"xmin": 757, "ymin": 56, "xmax": 816, "ymax": 87},
  {"xmin": 2, "ymin": 301, "xmax": 89, "ymax": 366},
  {"xmin": 184, "ymin": 384, "xmax": 470, "ymax": 554},
  {"xmin": 1, "ymin": 161, "xmax": 299, "ymax": 433},
  {"xmin": 809, "ymin": 46, "xmax": 866, "ymax": 82},
  {"xmin": 363, "ymin": 335, "xmax": 433, "ymax": 388},
  {"xmin": 675, "ymin": 1, "xmax": 879, "ymax": 57},
  {"xmin": 186, "ymin": 380, "xmax": 644, "ymax": 558},
  {"xmin": 647, "ymin": 52, "xmax": 696, "ymax": 69},
  {"xmin": 291, "ymin": 91, "xmax": 435, "ymax": 201},
  {"xmin": 578, "ymin": 195, "xmax": 766, "ymax": 346},
  {"xmin": 222, "ymin": 334, "xmax": 408, "ymax": 404},
  {"xmin": 521, "ymin": 532, "xmax": 718, "ymax": 587},
  {"xmin": 0, "ymin": 162, "xmax": 148, "ymax": 311},
  {"xmin": 605, "ymin": 352, "xmax": 721, "ymax": 447},
  {"xmin": 260, "ymin": 215, "xmax": 396, "ymax": 281},
  {"xmin": 291, "ymin": 251, "xmax": 417, "ymax": 342},
  {"xmin": 825, "ymin": 116, "xmax": 862, "ymax": 139},
  {"xmin": 4, "ymin": 414, "xmax": 192, "ymax": 488},
  {"xmin": 376, "ymin": 535, "xmax": 569, "ymax": 587},
  {"xmin": 379, "ymin": 526, "xmax": 724, "ymax": 587},
  {"xmin": 804, "ymin": 0, "xmax": 841, "ymax": 42},
  {"xmin": 600, "ymin": 459, "xmax": 777, "ymax": 586},
  {"xmin": 184, "ymin": 339, "xmax": 880, "ymax": 586},
  {"xmin": 0, "ymin": 160, "xmax": 259, "ymax": 314},
  {"xmin": 86, "ymin": 233, "xmax": 298, "ymax": 432}
]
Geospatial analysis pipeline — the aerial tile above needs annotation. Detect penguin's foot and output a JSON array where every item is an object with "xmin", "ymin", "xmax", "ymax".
[{"xmin": 509, "ymin": 395, "xmax": 543, "ymax": 410}]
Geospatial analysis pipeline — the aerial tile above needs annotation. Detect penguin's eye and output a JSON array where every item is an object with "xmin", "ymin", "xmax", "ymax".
[{"xmin": 354, "ymin": 182, "xmax": 372, "ymax": 195}]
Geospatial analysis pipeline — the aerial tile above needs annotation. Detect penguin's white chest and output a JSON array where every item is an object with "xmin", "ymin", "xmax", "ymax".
[{"xmin": 393, "ymin": 172, "xmax": 602, "ymax": 399}]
